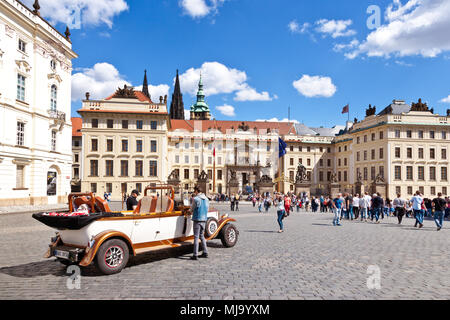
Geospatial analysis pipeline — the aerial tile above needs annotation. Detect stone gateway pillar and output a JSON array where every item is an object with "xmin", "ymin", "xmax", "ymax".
[{"xmin": 196, "ymin": 170, "xmax": 209, "ymax": 196}]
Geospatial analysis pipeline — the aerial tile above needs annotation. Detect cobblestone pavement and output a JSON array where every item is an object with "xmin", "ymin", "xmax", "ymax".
[{"xmin": 0, "ymin": 202, "xmax": 449, "ymax": 300}]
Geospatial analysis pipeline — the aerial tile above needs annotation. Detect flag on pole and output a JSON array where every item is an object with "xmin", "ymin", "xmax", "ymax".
[
  {"xmin": 278, "ymin": 137, "xmax": 287, "ymax": 158},
  {"xmin": 342, "ymin": 104, "xmax": 349, "ymax": 114}
]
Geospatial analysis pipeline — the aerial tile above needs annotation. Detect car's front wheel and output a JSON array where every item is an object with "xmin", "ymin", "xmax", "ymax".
[
  {"xmin": 220, "ymin": 223, "xmax": 238, "ymax": 248},
  {"xmin": 95, "ymin": 239, "xmax": 129, "ymax": 275}
]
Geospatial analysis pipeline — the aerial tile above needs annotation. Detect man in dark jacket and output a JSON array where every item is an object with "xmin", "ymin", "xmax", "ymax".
[{"xmin": 371, "ymin": 193, "xmax": 384, "ymax": 223}]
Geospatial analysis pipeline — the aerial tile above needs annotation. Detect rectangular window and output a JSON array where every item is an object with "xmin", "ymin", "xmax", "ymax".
[
  {"xmin": 371, "ymin": 167, "xmax": 376, "ymax": 181},
  {"xmin": 17, "ymin": 121, "xmax": 25, "ymax": 146},
  {"xmin": 92, "ymin": 119, "xmax": 98, "ymax": 128},
  {"xmin": 184, "ymin": 169, "xmax": 189, "ymax": 180},
  {"xmin": 307, "ymin": 158, "xmax": 311, "ymax": 166},
  {"xmin": 371, "ymin": 133, "xmax": 375, "ymax": 141},
  {"xmin": 406, "ymin": 130, "xmax": 412, "ymax": 138},
  {"xmin": 338, "ymin": 159, "xmax": 341, "ymax": 167},
  {"xmin": 394, "ymin": 166, "xmax": 401, "ymax": 180},
  {"xmin": 136, "ymin": 120, "xmax": 143, "ymax": 130},
  {"xmin": 136, "ymin": 183, "xmax": 142, "ymax": 194},
  {"xmin": 106, "ymin": 139, "xmax": 113, "ymax": 152},
  {"xmin": 406, "ymin": 166, "xmax": 413, "ymax": 180},
  {"xmin": 106, "ymin": 183, "xmax": 112, "ymax": 193},
  {"xmin": 442, "ymin": 167, "xmax": 448, "ymax": 181},
  {"xmin": 90, "ymin": 160, "xmax": 98, "ymax": 176},
  {"xmin": 356, "ymin": 152, "xmax": 360, "ymax": 162},
  {"xmin": 395, "ymin": 147, "xmax": 400, "ymax": 158},
  {"xmin": 18, "ymin": 39, "xmax": 26, "ymax": 52},
  {"xmin": 17, "ymin": 74, "xmax": 26, "ymax": 101},
  {"xmin": 442, "ymin": 131, "xmax": 447, "ymax": 140},
  {"xmin": 135, "ymin": 160, "xmax": 143, "ymax": 177},
  {"xmin": 175, "ymin": 155, "xmax": 179, "ymax": 164},
  {"xmin": 364, "ymin": 151, "xmax": 368, "ymax": 161},
  {"xmin": 185, "ymin": 155, "xmax": 189, "ymax": 164},
  {"xmin": 430, "ymin": 148, "xmax": 435, "ymax": 159},
  {"xmin": 91, "ymin": 183, "xmax": 97, "ymax": 193},
  {"xmin": 357, "ymin": 137, "xmax": 360, "ymax": 144},
  {"xmin": 74, "ymin": 154, "xmax": 79, "ymax": 163},
  {"xmin": 16, "ymin": 165, "xmax": 24, "ymax": 189},
  {"xmin": 120, "ymin": 160, "xmax": 128, "ymax": 177},
  {"xmin": 430, "ymin": 166, "xmax": 436, "ymax": 181},
  {"xmin": 406, "ymin": 147, "xmax": 412, "ymax": 159},
  {"xmin": 327, "ymin": 159, "xmax": 331, "ymax": 167},
  {"xmin": 418, "ymin": 130, "xmax": 424, "ymax": 139},
  {"xmin": 441, "ymin": 149, "xmax": 447, "ymax": 160},
  {"xmin": 195, "ymin": 155, "xmax": 199, "ymax": 164},
  {"xmin": 371, "ymin": 149, "xmax": 376, "ymax": 160},
  {"xmin": 418, "ymin": 166, "xmax": 424, "ymax": 180},
  {"xmin": 407, "ymin": 186, "xmax": 413, "ymax": 195},
  {"xmin": 431, "ymin": 187, "xmax": 436, "ymax": 196},
  {"xmin": 122, "ymin": 120, "xmax": 128, "ymax": 129},
  {"xmin": 443, "ymin": 187, "xmax": 447, "ymax": 195},
  {"xmin": 344, "ymin": 171, "xmax": 347, "ymax": 182},
  {"xmin": 418, "ymin": 148, "xmax": 424, "ymax": 159},
  {"xmin": 290, "ymin": 158, "xmax": 294, "ymax": 166},
  {"xmin": 73, "ymin": 167, "xmax": 79, "ymax": 179},
  {"xmin": 319, "ymin": 159, "xmax": 324, "ymax": 166},
  {"xmin": 51, "ymin": 131, "xmax": 56, "ymax": 151},
  {"xmin": 91, "ymin": 139, "xmax": 98, "ymax": 152},
  {"xmin": 379, "ymin": 148, "xmax": 384, "ymax": 159},
  {"xmin": 194, "ymin": 169, "xmax": 199, "ymax": 179},
  {"xmin": 150, "ymin": 140, "xmax": 157, "ymax": 153},
  {"xmin": 217, "ymin": 170, "xmax": 223, "ymax": 180},
  {"xmin": 150, "ymin": 121, "xmax": 157, "ymax": 130},
  {"xmin": 430, "ymin": 131, "xmax": 435, "ymax": 139},
  {"xmin": 364, "ymin": 167, "xmax": 368, "ymax": 181},
  {"xmin": 379, "ymin": 131, "xmax": 384, "ymax": 140},
  {"xmin": 136, "ymin": 140, "xmax": 143, "ymax": 152},
  {"xmin": 122, "ymin": 140, "xmax": 128, "ymax": 152},
  {"xmin": 395, "ymin": 130, "xmax": 400, "ymax": 138},
  {"xmin": 207, "ymin": 170, "xmax": 212, "ymax": 180},
  {"xmin": 319, "ymin": 171, "xmax": 324, "ymax": 182},
  {"xmin": 105, "ymin": 160, "xmax": 114, "ymax": 177},
  {"xmin": 107, "ymin": 119, "xmax": 114, "ymax": 128},
  {"xmin": 149, "ymin": 161, "xmax": 158, "ymax": 176},
  {"xmin": 379, "ymin": 166, "xmax": 384, "ymax": 178}
]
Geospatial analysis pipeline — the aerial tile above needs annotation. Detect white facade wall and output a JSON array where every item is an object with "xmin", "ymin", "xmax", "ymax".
[{"xmin": 0, "ymin": 0, "xmax": 77, "ymax": 205}]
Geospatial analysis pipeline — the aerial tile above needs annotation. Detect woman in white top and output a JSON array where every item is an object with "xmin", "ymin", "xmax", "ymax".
[
  {"xmin": 352, "ymin": 195, "xmax": 360, "ymax": 219},
  {"xmin": 274, "ymin": 193, "xmax": 286, "ymax": 233}
]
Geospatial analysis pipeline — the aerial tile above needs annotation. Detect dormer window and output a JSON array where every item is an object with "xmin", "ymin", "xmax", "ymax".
[{"xmin": 18, "ymin": 39, "xmax": 26, "ymax": 53}]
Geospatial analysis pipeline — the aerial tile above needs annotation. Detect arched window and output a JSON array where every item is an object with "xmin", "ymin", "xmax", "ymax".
[{"xmin": 50, "ymin": 85, "xmax": 57, "ymax": 111}]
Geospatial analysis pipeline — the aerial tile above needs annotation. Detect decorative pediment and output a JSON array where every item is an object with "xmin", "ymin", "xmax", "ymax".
[
  {"xmin": 16, "ymin": 59, "xmax": 32, "ymax": 73},
  {"xmin": 48, "ymin": 72, "xmax": 63, "ymax": 83}
]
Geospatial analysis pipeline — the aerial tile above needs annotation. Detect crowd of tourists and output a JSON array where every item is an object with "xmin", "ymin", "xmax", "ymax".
[{"xmin": 215, "ymin": 190, "xmax": 450, "ymax": 233}]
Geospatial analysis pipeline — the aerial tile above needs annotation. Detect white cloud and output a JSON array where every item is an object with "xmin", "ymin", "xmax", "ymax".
[
  {"xmin": 440, "ymin": 95, "xmax": 450, "ymax": 103},
  {"xmin": 292, "ymin": 75, "xmax": 337, "ymax": 98},
  {"xmin": 288, "ymin": 20, "xmax": 310, "ymax": 34},
  {"xmin": 179, "ymin": 0, "xmax": 225, "ymax": 18},
  {"xmin": 216, "ymin": 104, "xmax": 235, "ymax": 117},
  {"xmin": 349, "ymin": 0, "xmax": 450, "ymax": 58},
  {"xmin": 234, "ymin": 87, "xmax": 272, "ymax": 101},
  {"xmin": 178, "ymin": 62, "xmax": 274, "ymax": 101},
  {"xmin": 22, "ymin": 0, "xmax": 128, "ymax": 29},
  {"xmin": 255, "ymin": 118, "xmax": 299, "ymax": 124},
  {"xmin": 315, "ymin": 19, "xmax": 356, "ymax": 38},
  {"xmin": 333, "ymin": 39, "xmax": 360, "ymax": 52},
  {"xmin": 71, "ymin": 62, "xmax": 168, "ymax": 101}
]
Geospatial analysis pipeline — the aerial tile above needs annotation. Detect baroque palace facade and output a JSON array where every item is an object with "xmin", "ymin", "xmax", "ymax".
[
  {"xmin": 0, "ymin": 0, "xmax": 77, "ymax": 206},
  {"xmin": 74, "ymin": 69, "xmax": 450, "ymax": 201}
]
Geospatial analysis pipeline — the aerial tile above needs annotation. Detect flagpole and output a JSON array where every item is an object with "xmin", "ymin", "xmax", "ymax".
[{"xmin": 213, "ymin": 118, "xmax": 216, "ymax": 194}]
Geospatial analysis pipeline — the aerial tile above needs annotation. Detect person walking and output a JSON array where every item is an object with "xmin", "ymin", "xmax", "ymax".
[
  {"xmin": 393, "ymin": 193, "xmax": 406, "ymax": 224},
  {"xmin": 432, "ymin": 193, "xmax": 446, "ymax": 231},
  {"xmin": 360, "ymin": 192, "xmax": 371, "ymax": 222},
  {"xmin": 352, "ymin": 194, "xmax": 360, "ymax": 220},
  {"xmin": 274, "ymin": 193, "xmax": 286, "ymax": 233},
  {"xmin": 258, "ymin": 198, "xmax": 263, "ymax": 213},
  {"xmin": 235, "ymin": 193, "xmax": 240, "ymax": 211},
  {"xmin": 332, "ymin": 193, "xmax": 344, "ymax": 226},
  {"xmin": 371, "ymin": 193, "xmax": 383, "ymax": 223},
  {"xmin": 230, "ymin": 194, "xmax": 235, "ymax": 211},
  {"xmin": 411, "ymin": 191, "xmax": 424, "ymax": 228},
  {"xmin": 284, "ymin": 194, "xmax": 292, "ymax": 216},
  {"xmin": 190, "ymin": 186, "xmax": 209, "ymax": 260},
  {"xmin": 345, "ymin": 193, "xmax": 354, "ymax": 220}
]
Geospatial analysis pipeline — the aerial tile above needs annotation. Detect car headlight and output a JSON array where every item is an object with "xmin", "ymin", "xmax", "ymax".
[{"xmin": 221, "ymin": 214, "xmax": 229, "ymax": 219}]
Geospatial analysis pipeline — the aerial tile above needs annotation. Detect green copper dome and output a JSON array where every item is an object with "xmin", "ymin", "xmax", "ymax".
[{"xmin": 191, "ymin": 74, "xmax": 210, "ymax": 112}]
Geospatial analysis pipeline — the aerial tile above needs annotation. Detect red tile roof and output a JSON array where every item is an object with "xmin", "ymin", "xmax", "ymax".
[
  {"xmin": 71, "ymin": 117, "xmax": 82, "ymax": 137},
  {"xmin": 170, "ymin": 120, "xmax": 296, "ymax": 135}
]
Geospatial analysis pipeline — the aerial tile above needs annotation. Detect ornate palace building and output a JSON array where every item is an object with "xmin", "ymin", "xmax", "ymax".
[
  {"xmin": 75, "ymin": 69, "xmax": 450, "ymax": 201},
  {"xmin": 0, "ymin": 0, "xmax": 77, "ymax": 206}
]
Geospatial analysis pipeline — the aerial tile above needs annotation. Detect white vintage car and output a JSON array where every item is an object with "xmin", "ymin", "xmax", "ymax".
[{"xmin": 33, "ymin": 186, "xmax": 238, "ymax": 275}]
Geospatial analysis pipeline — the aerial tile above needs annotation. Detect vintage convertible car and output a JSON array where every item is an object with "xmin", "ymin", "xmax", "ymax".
[{"xmin": 33, "ymin": 185, "xmax": 238, "ymax": 275}]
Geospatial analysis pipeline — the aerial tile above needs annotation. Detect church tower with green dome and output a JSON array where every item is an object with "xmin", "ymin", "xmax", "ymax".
[{"xmin": 190, "ymin": 74, "xmax": 211, "ymax": 120}]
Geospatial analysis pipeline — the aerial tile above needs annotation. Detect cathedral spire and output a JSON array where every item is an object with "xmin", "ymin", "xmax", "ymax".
[
  {"xmin": 170, "ymin": 69, "xmax": 185, "ymax": 120},
  {"xmin": 142, "ymin": 69, "xmax": 150, "ymax": 99}
]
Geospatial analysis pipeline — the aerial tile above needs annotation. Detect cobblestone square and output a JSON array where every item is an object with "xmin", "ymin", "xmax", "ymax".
[{"xmin": 0, "ymin": 202, "xmax": 449, "ymax": 300}]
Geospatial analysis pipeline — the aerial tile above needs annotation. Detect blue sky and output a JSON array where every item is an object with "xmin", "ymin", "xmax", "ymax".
[{"xmin": 27, "ymin": 0, "xmax": 450, "ymax": 127}]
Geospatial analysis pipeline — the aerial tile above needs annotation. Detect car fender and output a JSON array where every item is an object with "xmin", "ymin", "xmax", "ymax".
[
  {"xmin": 79, "ymin": 230, "xmax": 135, "ymax": 267},
  {"xmin": 206, "ymin": 218, "xmax": 236, "ymax": 241}
]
